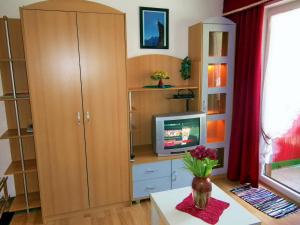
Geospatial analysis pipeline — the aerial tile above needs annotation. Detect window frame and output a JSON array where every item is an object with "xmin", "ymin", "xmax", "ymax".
[{"xmin": 259, "ymin": 0, "xmax": 300, "ymax": 203}]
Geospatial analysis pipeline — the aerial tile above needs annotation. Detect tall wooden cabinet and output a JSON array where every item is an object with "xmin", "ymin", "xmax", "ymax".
[{"xmin": 21, "ymin": 0, "xmax": 129, "ymax": 220}]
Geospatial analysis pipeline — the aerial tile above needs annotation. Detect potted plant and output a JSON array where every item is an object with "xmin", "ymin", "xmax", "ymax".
[
  {"xmin": 183, "ymin": 146, "xmax": 218, "ymax": 209},
  {"xmin": 151, "ymin": 71, "xmax": 170, "ymax": 88},
  {"xmin": 180, "ymin": 56, "xmax": 192, "ymax": 80}
]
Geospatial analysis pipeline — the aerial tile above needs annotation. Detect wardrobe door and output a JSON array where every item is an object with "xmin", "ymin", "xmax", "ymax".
[
  {"xmin": 77, "ymin": 13, "xmax": 130, "ymax": 207},
  {"xmin": 22, "ymin": 10, "xmax": 89, "ymax": 216}
]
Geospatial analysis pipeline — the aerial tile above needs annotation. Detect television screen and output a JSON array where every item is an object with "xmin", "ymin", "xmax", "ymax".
[{"xmin": 164, "ymin": 118, "xmax": 200, "ymax": 149}]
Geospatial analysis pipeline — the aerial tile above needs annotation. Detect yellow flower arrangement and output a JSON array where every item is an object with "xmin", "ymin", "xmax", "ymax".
[{"xmin": 150, "ymin": 71, "xmax": 170, "ymax": 80}]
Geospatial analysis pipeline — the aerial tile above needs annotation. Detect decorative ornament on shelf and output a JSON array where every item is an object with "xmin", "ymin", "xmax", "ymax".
[
  {"xmin": 150, "ymin": 71, "xmax": 170, "ymax": 88},
  {"xmin": 180, "ymin": 56, "xmax": 192, "ymax": 80},
  {"xmin": 183, "ymin": 146, "xmax": 218, "ymax": 209}
]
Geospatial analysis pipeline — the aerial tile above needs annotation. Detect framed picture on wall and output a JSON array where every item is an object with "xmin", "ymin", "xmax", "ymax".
[{"xmin": 139, "ymin": 7, "xmax": 169, "ymax": 49}]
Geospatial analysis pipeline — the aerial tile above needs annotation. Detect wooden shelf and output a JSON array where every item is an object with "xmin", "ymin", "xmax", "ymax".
[
  {"xmin": 207, "ymin": 137, "xmax": 225, "ymax": 144},
  {"xmin": 9, "ymin": 192, "xmax": 41, "ymax": 212},
  {"xmin": 132, "ymin": 144, "xmax": 184, "ymax": 164},
  {"xmin": 0, "ymin": 129, "xmax": 33, "ymax": 139},
  {"xmin": 0, "ymin": 58, "xmax": 25, "ymax": 62},
  {"xmin": 5, "ymin": 159, "xmax": 37, "ymax": 175},
  {"xmin": 0, "ymin": 92, "xmax": 30, "ymax": 101},
  {"xmin": 128, "ymin": 85, "xmax": 198, "ymax": 92}
]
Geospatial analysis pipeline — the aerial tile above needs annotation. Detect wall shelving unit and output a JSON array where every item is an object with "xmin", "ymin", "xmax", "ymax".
[
  {"xmin": 127, "ymin": 55, "xmax": 201, "ymax": 161},
  {"xmin": 0, "ymin": 16, "xmax": 40, "ymax": 213},
  {"xmin": 126, "ymin": 54, "xmax": 201, "ymax": 200}
]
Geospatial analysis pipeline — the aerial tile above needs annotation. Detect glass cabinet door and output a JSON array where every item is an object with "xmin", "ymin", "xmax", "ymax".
[
  {"xmin": 207, "ymin": 120, "xmax": 225, "ymax": 143},
  {"xmin": 209, "ymin": 32, "xmax": 229, "ymax": 57},
  {"xmin": 208, "ymin": 64, "xmax": 228, "ymax": 88},
  {"xmin": 207, "ymin": 93, "xmax": 226, "ymax": 115}
]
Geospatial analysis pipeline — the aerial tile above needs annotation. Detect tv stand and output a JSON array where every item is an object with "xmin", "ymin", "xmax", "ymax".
[
  {"xmin": 132, "ymin": 145, "xmax": 183, "ymax": 164},
  {"xmin": 131, "ymin": 145, "xmax": 193, "ymax": 200}
]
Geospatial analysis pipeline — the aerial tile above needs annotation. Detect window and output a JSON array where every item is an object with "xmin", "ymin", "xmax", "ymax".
[{"xmin": 261, "ymin": 1, "xmax": 300, "ymax": 198}]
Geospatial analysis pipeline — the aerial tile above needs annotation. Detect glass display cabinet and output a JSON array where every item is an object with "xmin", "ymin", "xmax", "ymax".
[{"xmin": 189, "ymin": 17, "xmax": 236, "ymax": 175}]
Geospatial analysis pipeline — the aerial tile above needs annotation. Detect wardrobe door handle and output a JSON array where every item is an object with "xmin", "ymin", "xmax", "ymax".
[
  {"xmin": 86, "ymin": 112, "xmax": 90, "ymax": 122},
  {"xmin": 77, "ymin": 112, "xmax": 81, "ymax": 125}
]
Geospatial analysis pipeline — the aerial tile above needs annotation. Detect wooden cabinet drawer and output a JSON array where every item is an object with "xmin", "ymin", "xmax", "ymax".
[
  {"xmin": 133, "ymin": 177, "xmax": 171, "ymax": 199},
  {"xmin": 132, "ymin": 161, "xmax": 171, "ymax": 181}
]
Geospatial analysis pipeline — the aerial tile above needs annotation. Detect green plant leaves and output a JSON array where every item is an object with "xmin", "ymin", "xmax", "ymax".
[
  {"xmin": 183, "ymin": 152, "xmax": 218, "ymax": 177},
  {"xmin": 180, "ymin": 56, "xmax": 192, "ymax": 80}
]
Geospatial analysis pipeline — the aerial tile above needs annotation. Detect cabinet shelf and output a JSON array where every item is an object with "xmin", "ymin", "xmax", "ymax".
[
  {"xmin": 133, "ymin": 145, "xmax": 184, "ymax": 164},
  {"xmin": 0, "ymin": 58, "xmax": 25, "ymax": 62},
  {"xmin": 5, "ymin": 159, "xmax": 37, "ymax": 175},
  {"xmin": 9, "ymin": 192, "xmax": 41, "ymax": 212},
  {"xmin": 128, "ymin": 85, "xmax": 198, "ymax": 92},
  {"xmin": 207, "ymin": 137, "xmax": 225, "ymax": 144},
  {"xmin": 168, "ymin": 97, "xmax": 195, "ymax": 100},
  {"xmin": 0, "ymin": 129, "xmax": 34, "ymax": 139},
  {"xmin": 0, "ymin": 92, "xmax": 30, "ymax": 101}
]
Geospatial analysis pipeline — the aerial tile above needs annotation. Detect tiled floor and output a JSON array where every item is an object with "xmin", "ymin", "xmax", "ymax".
[{"xmin": 271, "ymin": 165, "xmax": 300, "ymax": 193}]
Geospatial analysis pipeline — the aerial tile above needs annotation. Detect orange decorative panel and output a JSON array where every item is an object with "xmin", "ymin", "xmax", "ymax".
[
  {"xmin": 208, "ymin": 64, "xmax": 227, "ymax": 88},
  {"xmin": 207, "ymin": 120, "xmax": 225, "ymax": 143}
]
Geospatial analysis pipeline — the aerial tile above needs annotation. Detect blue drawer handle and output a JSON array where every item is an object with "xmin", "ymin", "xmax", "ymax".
[
  {"xmin": 145, "ymin": 169, "xmax": 157, "ymax": 173},
  {"xmin": 145, "ymin": 186, "xmax": 156, "ymax": 190}
]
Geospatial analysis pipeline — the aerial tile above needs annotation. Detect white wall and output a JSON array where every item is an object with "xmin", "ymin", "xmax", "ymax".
[
  {"xmin": 0, "ymin": 0, "xmax": 223, "ymax": 196},
  {"xmin": 0, "ymin": 0, "xmax": 224, "ymax": 58}
]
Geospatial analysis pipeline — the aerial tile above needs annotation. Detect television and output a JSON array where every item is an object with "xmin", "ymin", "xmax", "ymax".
[{"xmin": 152, "ymin": 112, "xmax": 206, "ymax": 156}]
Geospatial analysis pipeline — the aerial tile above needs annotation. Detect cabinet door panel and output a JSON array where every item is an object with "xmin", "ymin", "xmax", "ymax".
[
  {"xmin": 22, "ymin": 10, "xmax": 89, "ymax": 216},
  {"xmin": 172, "ymin": 159, "xmax": 193, "ymax": 189},
  {"xmin": 77, "ymin": 13, "xmax": 130, "ymax": 207}
]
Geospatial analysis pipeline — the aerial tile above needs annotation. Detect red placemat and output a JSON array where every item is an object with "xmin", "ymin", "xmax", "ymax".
[{"xmin": 176, "ymin": 194, "xmax": 230, "ymax": 225}]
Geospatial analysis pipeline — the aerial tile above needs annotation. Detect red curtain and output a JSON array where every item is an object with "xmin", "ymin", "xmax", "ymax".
[
  {"xmin": 223, "ymin": 0, "xmax": 269, "ymax": 13},
  {"xmin": 226, "ymin": 6, "xmax": 264, "ymax": 187}
]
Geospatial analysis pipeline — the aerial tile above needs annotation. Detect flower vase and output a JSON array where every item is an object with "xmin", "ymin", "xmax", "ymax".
[
  {"xmin": 158, "ymin": 79, "xmax": 164, "ymax": 88},
  {"xmin": 192, "ymin": 176, "xmax": 212, "ymax": 209}
]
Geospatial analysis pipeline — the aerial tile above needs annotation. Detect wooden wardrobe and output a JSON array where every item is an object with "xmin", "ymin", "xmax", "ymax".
[{"xmin": 21, "ymin": 0, "xmax": 130, "ymax": 220}]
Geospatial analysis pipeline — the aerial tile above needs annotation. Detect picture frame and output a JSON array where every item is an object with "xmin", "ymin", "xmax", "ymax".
[{"xmin": 139, "ymin": 7, "xmax": 169, "ymax": 49}]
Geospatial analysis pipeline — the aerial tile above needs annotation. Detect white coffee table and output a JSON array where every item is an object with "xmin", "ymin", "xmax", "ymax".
[{"xmin": 150, "ymin": 183, "xmax": 261, "ymax": 225}]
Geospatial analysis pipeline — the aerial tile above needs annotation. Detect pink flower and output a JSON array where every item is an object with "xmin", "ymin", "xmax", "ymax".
[
  {"xmin": 190, "ymin": 146, "xmax": 217, "ymax": 160},
  {"xmin": 206, "ymin": 148, "xmax": 217, "ymax": 160}
]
